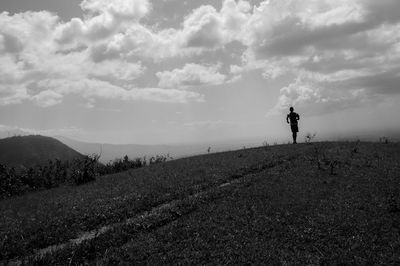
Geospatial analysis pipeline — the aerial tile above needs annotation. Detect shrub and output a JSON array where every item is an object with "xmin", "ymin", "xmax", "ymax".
[
  {"xmin": 149, "ymin": 155, "xmax": 168, "ymax": 165},
  {"xmin": 69, "ymin": 155, "xmax": 99, "ymax": 185},
  {"xmin": 305, "ymin": 132, "xmax": 317, "ymax": 144},
  {"xmin": 0, "ymin": 153, "xmax": 170, "ymax": 199},
  {"xmin": 0, "ymin": 165, "xmax": 21, "ymax": 198}
]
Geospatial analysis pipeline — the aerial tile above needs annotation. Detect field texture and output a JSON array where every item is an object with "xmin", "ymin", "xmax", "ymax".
[{"xmin": 1, "ymin": 142, "xmax": 399, "ymax": 265}]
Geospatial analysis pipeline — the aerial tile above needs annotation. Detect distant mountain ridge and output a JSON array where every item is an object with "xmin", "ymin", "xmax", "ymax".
[
  {"xmin": 54, "ymin": 136, "xmax": 257, "ymax": 163},
  {"xmin": 55, "ymin": 136, "xmax": 204, "ymax": 163},
  {"xmin": 0, "ymin": 135, "xmax": 83, "ymax": 168}
]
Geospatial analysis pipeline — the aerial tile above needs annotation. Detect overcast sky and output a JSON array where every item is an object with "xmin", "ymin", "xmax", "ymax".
[{"xmin": 0, "ymin": 0, "xmax": 399, "ymax": 144}]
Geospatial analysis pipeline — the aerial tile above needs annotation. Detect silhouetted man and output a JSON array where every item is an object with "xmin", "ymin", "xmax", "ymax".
[{"xmin": 287, "ymin": 107, "xmax": 300, "ymax": 144}]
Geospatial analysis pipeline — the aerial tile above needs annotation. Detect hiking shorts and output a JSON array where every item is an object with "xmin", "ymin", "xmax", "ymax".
[{"xmin": 291, "ymin": 124, "xmax": 299, "ymax": 133}]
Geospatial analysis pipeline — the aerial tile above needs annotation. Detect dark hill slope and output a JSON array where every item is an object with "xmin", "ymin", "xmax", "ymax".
[
  {"xmin": 1, "ymin": 142, "xmax": 400, "ymax": 264},
  {"xmin": 0, "ymin": 135, "xmax": 83, "ymax": 168}
]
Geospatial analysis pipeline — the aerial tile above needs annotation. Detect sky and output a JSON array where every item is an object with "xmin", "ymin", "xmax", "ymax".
[{"xmin": 0, "ymin": 0, "xmax": 399, "ymax": 144}]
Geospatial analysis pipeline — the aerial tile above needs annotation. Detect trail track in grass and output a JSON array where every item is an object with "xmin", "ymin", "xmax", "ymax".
[
  {"xmin": 1, "ymin": 142, "xmax": 400, "ymax": 264},
  {"xmin": 1, "ymin": 143, "xmax": 298, "ymax": 262},
  {"xmin": 11, "ymin": 154, "xmax": 289, "ymax": 265}
]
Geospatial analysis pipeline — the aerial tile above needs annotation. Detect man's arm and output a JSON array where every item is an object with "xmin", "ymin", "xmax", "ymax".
[
  {"xmin": 297, "ymin": 113, "xmax": 300, "ymax": 120},
  {"xmin": 286, "ymin": 114, "xmax": 290, "ymax": 123}
]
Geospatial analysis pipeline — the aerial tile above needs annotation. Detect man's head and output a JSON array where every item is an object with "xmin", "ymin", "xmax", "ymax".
[{"xmin": 289, "ymin": 106, "xmax": 294, "ymax": 112}]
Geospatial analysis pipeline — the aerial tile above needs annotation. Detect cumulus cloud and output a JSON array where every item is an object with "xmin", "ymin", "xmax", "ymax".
[
  {"xmin": 178, "ymin": 0, "xmax": 251, "ymax": 50},
  {"xmin": 244, "ymin": 1, "xmax": 371, "ymax": 58},
  {"xmin": 269, "ymin": 75, "xmax": 372, "ymax": 116},
  {"xmin": 181, "ymin": 5, "xmax": 224, "ymax": 49},
  {"xmin": 156, "ymin": 63, "xmax": 226, "ymax": 89},
  {"xmin": 0, "ymin": 0, "xmax": 207, "ymax": 107},
  {"xmin": 224, "ymin": 0, "xmax": 400, "ymax": 115},
  {"xmin": 1, "ymin": 0, "xmax": 400, "ymax": 112},
  {"xmin": 80, "ymin": 0, "xmax": 150, "ymax": 19},
  {"xmin": 55, "ymin": 0, "xmax": 151, "ymax": 47},
  {"xmin": 32, "ymin": 90, "xmax": 64, "ymax": 107},
  {"xmin": 87, "ymin": 26, "xmax": 194, "ymax": 61},
  {"xmin": 84, "ymin": 0, "xmax": 252, "ymax": 61}
]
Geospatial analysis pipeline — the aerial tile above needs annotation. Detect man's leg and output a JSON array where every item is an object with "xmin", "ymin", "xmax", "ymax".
[{"xmin": 293, "ymin": 132, "xmax": 297, "ymax": 144}]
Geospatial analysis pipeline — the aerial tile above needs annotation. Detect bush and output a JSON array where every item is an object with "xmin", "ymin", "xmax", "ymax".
[
  {"xmin": 0, "ymin": 165, "xmax": 22, "ymax": 198},
  {"xmin": 69, "ymin": 155, "xmax": 99, "ymax": 185},
  {"xmin": 0, "ymin": 154, "xmax": 170, "ymax": 199},
  {"xmin": 97, "ymin": 155, "xmax": 147, "ymax": 175},
  {"xmin": 149, "ymin": 155, "xmax": 168, "ymax": 165}
]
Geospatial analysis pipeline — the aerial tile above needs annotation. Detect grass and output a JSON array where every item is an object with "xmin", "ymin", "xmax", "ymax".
[
  {"xmin": 1, "ymin": 141, "xmax": 400, "ymax": 264},
  {"xmin": 0, "ymin": 144, "xmax": 293, "ymax": 261}
]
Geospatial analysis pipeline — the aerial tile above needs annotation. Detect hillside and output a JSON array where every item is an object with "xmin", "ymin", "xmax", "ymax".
[
  {"xmin": 1, "ymin": 142, "xmax": 399, "ymax": 264},
  {"xmin": 0, "ymin": 135, "xmax": 83, "ymax": 168}
]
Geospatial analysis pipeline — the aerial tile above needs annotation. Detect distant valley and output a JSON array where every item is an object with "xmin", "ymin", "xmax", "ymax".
[{"xmin": 54, "ymin": 136, "xmax": 260, "ymax": 163}]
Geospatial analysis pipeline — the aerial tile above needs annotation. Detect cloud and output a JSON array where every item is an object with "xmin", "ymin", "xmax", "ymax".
[
  {"xmin": 0, "ymin": 11, "xmax": 58, "ymax": 53},
  {"xmin": 35, "ymin": 78, "xmax": 204, "ymax": 104},
  {"xmin": 0, "ymin": 84, "xmax": 29, "ymax": 105},
  {"xmin": 243, "ymin": 1, "xmax": 372, "ymax": 58},
  {"xmin": 88, "ymin": 60, "xmax": 145, "ymax": 81},
  {"xmin": 220, "ymin": 0, "xmax": 400, "ymax": 115},
  {"xmin": 80, "ymin": 0, "xmax": 151, "ymax": 19},
  {"xmin": 241, "ymin": 0, "xmax": 400, "ymax": 63},
  {"xmin": 84, "ymin": 0, "xmax": 252, "ymax": 61},
  {"xmin": 0, "ymin": 1, "xmax": 207, "ymax": 107},
  {"xmin": 156, "ymin": 63, "xmax": 226, "ymax": 89},
  {"xmin": 32, "ymin": 90, "xmax": 63, "ymax": 107},
  {"xmin": 268, "ymin": 71, "xmax": 378, "ymax": 116},
  {"xmin": 180, "ymin": 0, "xmax": 250, "ymax": 49},
  {"xmin": 0, "ymin": 124, "xmax": 84, "ymax": 137},
  {"xmin": 87, "ymin": 25, "xmax": 194, "ymax": 61},
  {"xmin": 1, "ymin": 0, "xmax": 400, "ymax": 113},
  {"xmin": 55, "ymin": 0, "xmax": 151, "ymax": 46},
  {"xmin": 182, "ymin": 5, "xmax": 224, "ymax": 48},
  {"xmin": 0, "ymin": 33, "xmax": 24, "ymax": 54}
]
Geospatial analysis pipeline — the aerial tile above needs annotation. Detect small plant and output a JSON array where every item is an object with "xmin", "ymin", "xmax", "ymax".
[
  {"xmin": 352, "ymin": 139, "xmax": 361, "ymax": 153},
  {"xmin": 329, "ymin": 160, "xmax": 339, "ymax": 175},
  {"xmin": 387, "ymin": 190, "xmax": 400, "ymax": 213},
  {"xmin": 313, "ymin": 146, "xmax": 322, "ymax": 170},
  {"xmin": 305, "ymin": 132, "xmax": 317, "ymax": 144},
  {"xmin": 379, "ymin": 136, "xmax": 389, "ymax": 144}
]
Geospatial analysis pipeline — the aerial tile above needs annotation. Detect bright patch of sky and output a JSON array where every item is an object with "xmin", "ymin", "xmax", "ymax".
[{"xmin": 1, "ymin": 0, "xmax": 400, "ymax": 144}]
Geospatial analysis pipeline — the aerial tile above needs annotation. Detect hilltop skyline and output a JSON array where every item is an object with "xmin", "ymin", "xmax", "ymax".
[{"xmin": 1, "ymin": 0, "xmax": 400, "ymax": 144}]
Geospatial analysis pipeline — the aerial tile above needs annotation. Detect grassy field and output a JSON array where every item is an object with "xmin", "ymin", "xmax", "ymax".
[{"xmin": 1, "ymin": 141, "xmax": 399, "ymax": 264}]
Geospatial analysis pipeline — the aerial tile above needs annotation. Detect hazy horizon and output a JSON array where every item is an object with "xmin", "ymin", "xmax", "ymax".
[{"xmin": 1, "ymin": 0, "xmax": 400, "ymax": 145}]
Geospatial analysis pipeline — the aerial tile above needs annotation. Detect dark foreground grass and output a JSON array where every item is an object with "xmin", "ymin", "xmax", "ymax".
[
  {"xmin": 2, "ymin": 142, "xmax": 400, "ymax": 264},
  {"xmin": 97, "ymin": 142, "xmax": 400, "ymax": 265},
  {"xmin": 0, "ymin": 143, "xmax": 300, "ymax": 261}
]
